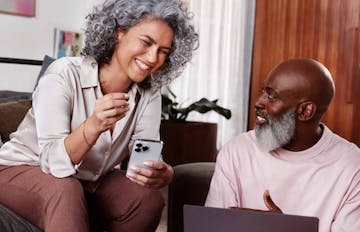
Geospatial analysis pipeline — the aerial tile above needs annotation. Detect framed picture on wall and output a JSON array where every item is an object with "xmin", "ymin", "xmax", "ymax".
[
  {"xmin": 0, "ymin": 0, "xmax": 36, "ymax": 17},
  {"xmin": 54, "ymin": 28, "xmax": 84, "ymax": 58}
]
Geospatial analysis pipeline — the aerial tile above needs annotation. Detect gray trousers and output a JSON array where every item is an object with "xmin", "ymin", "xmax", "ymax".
[
  {"xmin": 0, "ymin": 165, "xmax": 164, "ymax": 232},
  {"xmin": 0, "ymin": 203, "xmax": 41, "ymax": 232}
]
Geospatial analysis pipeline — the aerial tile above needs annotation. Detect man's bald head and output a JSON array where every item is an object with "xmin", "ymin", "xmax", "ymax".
[{"xmin": 267, "ymin": 58, "xmax": 335, "ymax": 116}]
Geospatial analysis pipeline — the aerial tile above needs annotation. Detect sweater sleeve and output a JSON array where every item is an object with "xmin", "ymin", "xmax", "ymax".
[
  {"xmin": 205, "ymin": 145, "xmax": 239, "ymax": 208},
  {"xmin": 331, "ymin": 168, "xmax": 360, "ymax": 232}
]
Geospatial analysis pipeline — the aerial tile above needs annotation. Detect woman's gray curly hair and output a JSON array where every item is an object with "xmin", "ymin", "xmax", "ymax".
[{"xmin": 82, "ymin": 0, "xmax": 199, "ymax": 89}]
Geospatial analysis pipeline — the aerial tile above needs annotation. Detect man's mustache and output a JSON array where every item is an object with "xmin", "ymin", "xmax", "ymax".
[{"xmin": 255, "ymin": 108, "xmax": 269, "ymax": 121}]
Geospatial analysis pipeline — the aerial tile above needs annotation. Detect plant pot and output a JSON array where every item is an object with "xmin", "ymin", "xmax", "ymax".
[{"xmin": 160, "ymin": 120, "xmax": 218, "ymax": 166}]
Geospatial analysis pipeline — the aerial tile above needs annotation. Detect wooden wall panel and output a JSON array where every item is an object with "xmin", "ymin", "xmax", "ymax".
[{"xmin": 248, "ymin": 0, "xmax": 360, "ymax": 146}]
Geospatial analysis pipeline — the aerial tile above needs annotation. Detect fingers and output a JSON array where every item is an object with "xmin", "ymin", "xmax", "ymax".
[
  {"xmin": 126, "ymin": 167, "xmax": 163, "ymax": 189},
  {"xmin": 228, "ymin": 191, "xmax": 283, "ymax": 214},
  {"xmin": 99, "ymin": 93, "xmax": 129, "ymax": 113},
  {"xmin": 92, "ymin": 92, "xmax": 130, "ymax": 131},
  {"xmin": 263, "ymin": 190, "xmax": 283, "ymax": 213},
  {"xmin": 126, "ymin": 161, "xmax": 174, "ymax": 189}
]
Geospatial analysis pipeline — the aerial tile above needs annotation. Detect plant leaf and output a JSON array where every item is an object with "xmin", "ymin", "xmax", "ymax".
[{"xmin": 161, "ymin": 89, "xmax": 232, "ymax": 121}]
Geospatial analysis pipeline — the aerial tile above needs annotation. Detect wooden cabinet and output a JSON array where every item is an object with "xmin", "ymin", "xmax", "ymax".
[
  {"xmin": 160, "ymin": 121, "xmax": 217, "ymax": 166},
  {"xmin": 248, "ymin": 0, "xmax": 360, "ymax": 146}
]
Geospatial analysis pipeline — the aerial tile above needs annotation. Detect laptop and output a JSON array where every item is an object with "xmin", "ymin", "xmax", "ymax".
[{"xmin": 183, "ymin": 204, "xmax": 319, "ymax": 232}]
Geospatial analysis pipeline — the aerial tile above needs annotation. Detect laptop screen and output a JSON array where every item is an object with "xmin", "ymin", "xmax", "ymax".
[{"xmin": 183, "ymin": 204, "xmax": 319, "ymax": 232}]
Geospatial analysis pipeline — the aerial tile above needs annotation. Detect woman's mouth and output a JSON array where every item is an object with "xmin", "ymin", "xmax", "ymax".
[{"xmin": 135, "ymin": 58, "xmax": 151, "ymax": 71}]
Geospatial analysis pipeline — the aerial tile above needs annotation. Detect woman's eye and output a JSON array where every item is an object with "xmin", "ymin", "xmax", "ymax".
[
  {"xmin": 141, "ymin": 39, "xmax": 151, "ymax": 46},
  {"xmin": 159, "ymin": 49, "xmax": 170, "ymax": 55}
]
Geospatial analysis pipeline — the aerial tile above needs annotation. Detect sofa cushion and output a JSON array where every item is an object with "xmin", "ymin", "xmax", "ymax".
[
  {"xmin": 167, "ymin": 162, "xmax": 215, "ymax": 232},
  {"xmin": 0, "ymin": 100, "xmax": 32, "ymax": 142}
]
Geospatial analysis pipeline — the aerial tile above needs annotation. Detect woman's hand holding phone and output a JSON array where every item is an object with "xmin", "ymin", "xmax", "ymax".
[
  {"xmin": 127, "ymin": 160, "xmax": 174, "ymax": 189},
  {"xmin": 126, "ymin": 139, "xmax": 174, "ymax": 189}
]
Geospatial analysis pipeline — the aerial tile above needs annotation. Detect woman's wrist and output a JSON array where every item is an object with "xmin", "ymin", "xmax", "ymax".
[
  {"xmin": 82, "ymin": 120, "xmax": 92, "ymax": 147},
  {"xmin": 81, "ymin": 117, "xmax": 100, "ymax": 146}
]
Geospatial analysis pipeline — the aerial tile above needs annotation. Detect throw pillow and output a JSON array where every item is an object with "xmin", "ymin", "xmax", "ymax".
[
  {"xmin": 0, "ymin": 100, "xmax": 32, "ymax": 142},
  {"xmin": 33, "ymin": 55, "xmax": 56, "ymax": 91}
]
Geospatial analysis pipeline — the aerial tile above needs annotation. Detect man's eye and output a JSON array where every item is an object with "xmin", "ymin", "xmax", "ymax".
[{"xmin": 261, "ymin": 89, "xmax": 277, "ymax": 101}]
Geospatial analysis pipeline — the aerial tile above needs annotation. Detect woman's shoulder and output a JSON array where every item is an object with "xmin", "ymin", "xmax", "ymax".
[
  {"xmin": 45, "ymin": 57, "xmax": 82, "ymax": 74},
  {"xmin": 40, "ymin": 57, "xmax": 90, "ymax": 85},
  {"xmin": 36, "ymin": 57, "xmax": 87, "ymax": 95}
]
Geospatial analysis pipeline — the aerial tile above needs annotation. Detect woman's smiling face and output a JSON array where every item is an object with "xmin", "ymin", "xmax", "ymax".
[{"xmin": 113, "ymin": 18, "xmax": 174, "ymax": 84}]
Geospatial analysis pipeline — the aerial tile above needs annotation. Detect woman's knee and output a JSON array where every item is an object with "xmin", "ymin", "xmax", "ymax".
[
  {"xmin": 98, "ymin": 184, "xmax": 165, "ymax": 220},
  {"xmin": 50, "ymin": 176, "xmax": 82, "ymax": 193},
  {"xmin": 45, "ymin": 176, "xmax": 85, "ymax": 205},
  {"xmin": 102, "ymin": 187, "xmax": 165, "ymax": 232},
  {"xmin": 119, "ymin": 186, "xmax": 165, "ymax": 215},
  {"xmin": 139, "ymin": 188, "xmax": 165, "ymax": 213}
]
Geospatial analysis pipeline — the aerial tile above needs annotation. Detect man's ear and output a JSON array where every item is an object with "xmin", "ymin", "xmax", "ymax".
[{"xmin": 296, "ymin": 102, "xmax": 317, "ymax": 121}]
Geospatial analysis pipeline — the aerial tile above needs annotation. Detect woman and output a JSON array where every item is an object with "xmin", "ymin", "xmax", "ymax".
[{"xmin": 0, "ymin": 0, "xmax": 198, "ymax": 231}]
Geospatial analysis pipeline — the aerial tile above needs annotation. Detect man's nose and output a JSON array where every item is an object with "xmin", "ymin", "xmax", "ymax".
[{"xmin": 255, "ymin": 91, "xmax": 267, "ymax": 109}]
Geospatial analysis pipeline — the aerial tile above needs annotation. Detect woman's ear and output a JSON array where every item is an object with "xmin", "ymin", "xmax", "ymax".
[
  {"xmin": 116, "ymin": 28, "xmax": 125, "ymax": 41},
  {"xmin": 296, "ymin": 102, "xmax": 317, "ymax": 121}
]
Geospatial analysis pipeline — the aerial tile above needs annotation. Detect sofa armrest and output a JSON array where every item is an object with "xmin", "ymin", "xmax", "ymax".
[
  {"xmin": 0, "ymin": 99, "xmax": 32, "ymax": 142},
  {"xmin": 167, "ymin": 162, "xmax": 215, "ymax": 232}
]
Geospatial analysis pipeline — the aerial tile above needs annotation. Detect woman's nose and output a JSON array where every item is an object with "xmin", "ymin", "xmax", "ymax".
[{"xmin": 146, "ymin": 46, "xmax": 158, "ymax": 63}]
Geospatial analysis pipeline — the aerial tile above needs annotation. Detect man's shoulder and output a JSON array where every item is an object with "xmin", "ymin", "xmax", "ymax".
[
  {"xmin": 323, "ymin": 125, "xmax": 360, "ymax": 167},
  {"xmin": 324, "ymin": 125, "xmax": 360, "ymax": 153}
]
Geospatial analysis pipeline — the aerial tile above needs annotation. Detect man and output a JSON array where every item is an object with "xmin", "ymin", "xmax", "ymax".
[{"xmin": 205, "ymin": 58, "xmax": 360, "ymax": 232}]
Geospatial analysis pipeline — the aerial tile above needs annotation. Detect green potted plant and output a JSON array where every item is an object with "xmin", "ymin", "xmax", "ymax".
[
  {"xmin": 161, "ymin": 88, "xmax": 232, "ymax": 121},
  {"xmin": 160, "ymin": 88, "xmax": 232, "ymax": 166}
]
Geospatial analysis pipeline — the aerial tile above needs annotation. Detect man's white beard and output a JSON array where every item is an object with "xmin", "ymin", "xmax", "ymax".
[{"xmin": 255, "ymin": 108, "xmax": 296, "ymax": 152}]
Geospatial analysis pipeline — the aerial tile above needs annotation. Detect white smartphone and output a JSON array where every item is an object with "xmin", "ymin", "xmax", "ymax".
[{"xmin": 126, "ymin": 139, "xmax": 163, "ymax": 175}]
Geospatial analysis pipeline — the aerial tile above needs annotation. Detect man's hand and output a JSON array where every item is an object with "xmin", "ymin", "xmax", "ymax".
[
  {"xmin": 263, "ymin": 190, "xmax": 282, "ymax": 213},
  {"xmin": 230, "ymin": 190, "xmax": 283, "ymax": 213},
  {"xmin": 126, "ymin": 160, "xmax": 174, "ymax": 189}
]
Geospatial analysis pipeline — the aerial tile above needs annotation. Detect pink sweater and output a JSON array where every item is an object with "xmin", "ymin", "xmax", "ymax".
[{"xmin": 206, "ymin": 125, "xmax": 360, "ymax": 232}]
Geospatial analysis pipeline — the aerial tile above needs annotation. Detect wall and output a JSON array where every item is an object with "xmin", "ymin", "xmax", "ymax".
[
  {"xmin": 248, "ymin": 0, "xmax": 360, "ymax": 146},
  {"xmin": 0, "ymin": 0, "xmax": 103, "ymax": 92}
]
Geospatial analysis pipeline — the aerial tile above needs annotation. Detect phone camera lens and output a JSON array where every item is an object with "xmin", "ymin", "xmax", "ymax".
[
  {"xmin": 135, "ymin": 148, "xmax": 141, "ymax": 152},
  {"xmin": 142, "ymin": 146, "xmax": 149, "ymax": 151},
  {"xmin": 136, "ymin": 143, "xmax": 142, "ymax": 148}
]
